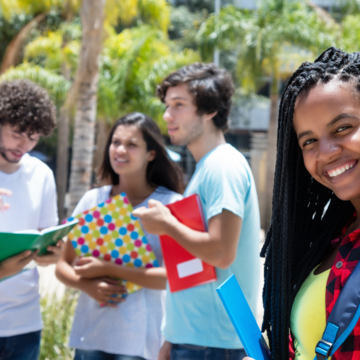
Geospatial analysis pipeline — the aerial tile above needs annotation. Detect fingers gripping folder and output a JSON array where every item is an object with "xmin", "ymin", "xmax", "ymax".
[{"xmin": 217, "ymin": 275, "xmax": 271, "ymax": 360}]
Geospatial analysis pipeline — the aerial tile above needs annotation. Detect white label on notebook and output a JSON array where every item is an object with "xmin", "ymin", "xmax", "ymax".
[{"xmin": 177, "ymin": 258, "xmax": 203, "ymax": 278}]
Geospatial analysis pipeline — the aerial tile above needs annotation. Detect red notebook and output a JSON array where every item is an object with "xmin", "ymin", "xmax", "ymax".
[{"xmin": 160, "ymin": 194, "xmax": 217, "ymax": 293}]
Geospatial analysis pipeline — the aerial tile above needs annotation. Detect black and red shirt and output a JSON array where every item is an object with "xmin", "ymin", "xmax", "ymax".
[{"xmin": 290, "ymin": 215, "xmax": 360, "ymax": 360}]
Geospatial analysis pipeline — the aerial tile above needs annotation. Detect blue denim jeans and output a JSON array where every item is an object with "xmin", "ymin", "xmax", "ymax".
[
  {"xmin": 170, "ymin": 344, "xmax": 247, "ymax": 360},
  {"xmin": 74, "ymin": 349, "xmax": 146, "ymax": 360},
  {"xmin": 0, "ymin": 330, "xmax": 41, "ymax": 360}
]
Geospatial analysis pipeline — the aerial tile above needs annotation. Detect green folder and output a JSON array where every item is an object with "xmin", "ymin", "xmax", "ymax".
[{"xmin": 0, "ymin": 219, "xmax": 78, "ymax": 262}]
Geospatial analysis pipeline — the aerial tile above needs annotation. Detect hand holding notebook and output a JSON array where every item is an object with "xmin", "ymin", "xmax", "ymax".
[
  {"xmin": 0, "ymin": 219, "xmax": 79, "ymax": 263},
  {"xmin": 0, "ymin": 250, "xmax": 38, "ymax": 280},
  {"xmin": 64, "ymin": 192, "xmax": 159, "ymax": 295},
  {"xmin": 133, "ymin": 194, "xmax": 217, "ymax": 292},
  {"xmin": 0, "ymin": 220, "xmax": 78, "ymax": 279},
  {"xmin": 159, "ymin": 195, "xmax": 217, "ymax": 292}
]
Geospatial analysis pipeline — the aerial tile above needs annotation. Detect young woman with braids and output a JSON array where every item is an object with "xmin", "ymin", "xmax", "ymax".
[{"xmin": 245, "ymin": 47, "xmax": 360, "ymax": 360}]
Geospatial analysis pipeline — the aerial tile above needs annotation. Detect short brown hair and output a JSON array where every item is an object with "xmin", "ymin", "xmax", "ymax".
[
  {"xmin": 0, "ymin": 80, "xmax": 56, "ymax": 136},
  {"xmin": 157, "ymin": 63, "xmax": 235, "ymax": 132}
]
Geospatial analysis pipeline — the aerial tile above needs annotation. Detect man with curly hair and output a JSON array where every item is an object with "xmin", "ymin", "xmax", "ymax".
[
  {"xmin": 133, "ymin": 63, "xmax": 260, "ymax": 360},
  {"xmin": 0, "ymin": 80, "xmax": 60, "ymax": 360}
]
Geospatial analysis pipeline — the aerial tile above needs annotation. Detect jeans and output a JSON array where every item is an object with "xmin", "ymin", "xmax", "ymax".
[
  {"xmin": 170, "ymin": 344, "xmax": 247, "ymax": 360},
  {"xmin": 0, "ymin": 330, "xmax": 41, "ymax": 360},
  {"xmin": 74, "ymin": 349, "xmax": 146, "ymax": 360}
]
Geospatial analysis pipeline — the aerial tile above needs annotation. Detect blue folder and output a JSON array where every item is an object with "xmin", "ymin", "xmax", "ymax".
[{"xmin": 217, "ymin": 275, "xmax": 271, "ymax": 360}]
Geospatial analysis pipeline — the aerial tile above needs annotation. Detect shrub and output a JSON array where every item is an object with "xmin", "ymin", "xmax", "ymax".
[{"xmin": 39, "ymin": 289, "xmax": 78, "ymax": 360}]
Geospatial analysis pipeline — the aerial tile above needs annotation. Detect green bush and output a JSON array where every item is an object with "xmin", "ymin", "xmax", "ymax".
[{"xmin": 40, "ymin": 290, "xmax": 78, "ymax": 360}]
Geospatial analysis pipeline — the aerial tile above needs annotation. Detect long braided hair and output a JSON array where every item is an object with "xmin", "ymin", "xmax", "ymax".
[{"xmin": 261, "ymin": 47, "xmax": 360, "ymax": 359}]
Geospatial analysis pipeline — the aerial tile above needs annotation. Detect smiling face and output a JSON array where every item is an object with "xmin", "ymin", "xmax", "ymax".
[
  {"xmin": 109, "ymin": 124, "xmax": 155, "ymax": 178},
  {"xmin": 163, "ymin": 83, "xmax": 204, "ymax": 146},
  {"xmin": 293, "ymin": 80, "xmax": 360, "ymax": 201},
  {"xmin": 0, "ymin": 124, "xmax": 41, "ymax": 164}
]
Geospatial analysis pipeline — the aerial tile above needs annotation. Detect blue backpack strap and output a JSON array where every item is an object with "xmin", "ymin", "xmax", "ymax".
[{"xmin": 314, "ymin": 259, "xmax": 360, "ymax": 360}]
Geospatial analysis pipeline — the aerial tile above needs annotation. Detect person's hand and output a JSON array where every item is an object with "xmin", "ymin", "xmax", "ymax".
[
  {"xmin": 74, "ymin": 257, "xmax": 110, "ymax": 279},
  {"xmin": 158, "ymin": 341, "xmax": 172, "ymax": 360},
  {"xmin": 0, "ymin": 188, "xmax": 12, "ymax": 212},
  {"xmin": 243, "ymin": 358, "xmax": 255, "ymax": 360},
  {"xmin": 81, "ymin": 277, "xmax": 127, "ymax": 308},
  {"xmin": 35, "ymin": 239, "xmax": 64, "ymax": 266},
  {"xmin": 0, "ymin": 250, "xmax": 38, "ymax": 279},
  {"xmin": 132, "ymin": 199, "xmax": 176, "ymax": 235}
]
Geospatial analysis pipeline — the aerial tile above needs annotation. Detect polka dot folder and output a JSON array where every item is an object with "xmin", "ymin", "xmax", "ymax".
[{"xmin": 64, "ymin": 193, "xmax": 159, "ymax": 294}]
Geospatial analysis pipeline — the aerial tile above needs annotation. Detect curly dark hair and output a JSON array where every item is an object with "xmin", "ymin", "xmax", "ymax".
[
  {"xmin": 261, "ymin": 47, "xmax": 359, "ymax": 359},
  {"xmin": 156, "ymin": 63, "xmax": 235, "ymax": 132},
  {"xmin": 0, "ymin": 80, "xmax": 56, "ymax": 136}
]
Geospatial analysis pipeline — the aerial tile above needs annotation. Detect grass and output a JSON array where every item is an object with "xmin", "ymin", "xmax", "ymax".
[{"xmin": 39, "ymin": 289, "xmax": 78, "ymax": 360}]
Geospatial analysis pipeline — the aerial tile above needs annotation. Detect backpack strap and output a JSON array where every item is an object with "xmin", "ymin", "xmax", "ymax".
[{"xmin": 314, "ymin": 259, "xmax": 360, "ymax": 360}]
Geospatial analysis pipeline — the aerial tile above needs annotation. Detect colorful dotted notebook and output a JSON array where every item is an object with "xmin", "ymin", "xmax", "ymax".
[{"xmin": 64, "ymin": 193, "xmax": 159, "ymax": 294}]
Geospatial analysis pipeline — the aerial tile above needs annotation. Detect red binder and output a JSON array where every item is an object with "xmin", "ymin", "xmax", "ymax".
[{"xmin": 160, "ymin": 194, "xmax": 217, "ymax": 293}]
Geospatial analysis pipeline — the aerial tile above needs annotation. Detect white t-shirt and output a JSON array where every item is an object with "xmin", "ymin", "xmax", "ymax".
[
  {"xmin": 0, "ymin": 153, "xmax": 58, "ymax": 337},
  {"xmin": 69, "ymin": 185, "xmax": 182, "ymax": 360}
]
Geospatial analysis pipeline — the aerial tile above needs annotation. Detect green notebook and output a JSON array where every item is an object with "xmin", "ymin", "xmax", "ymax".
[{"xmin": 0, "ymin": 219, "xmax": 78, "ymax": 262}]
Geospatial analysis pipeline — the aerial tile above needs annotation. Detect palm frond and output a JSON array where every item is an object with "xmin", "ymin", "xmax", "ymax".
[
  {"xmin": 98, "ymin": 25, "xmax": 200, "ymax": 132},
  {"xmin": 24, "ymin": 28, "xmax": 80, "ymax": 73},
  {"xmin": 198, "ymin": 1, "xmax": 339, "ymax": 94},
  {"xmin": 138, "ymin": 0, "xmax": 170, "ymax": 33},
  {"xmin": 104, "ymin": 0, "xmax": 138, "ymax": 27},
  {"xmin": 24, "ymin": 31, "xmax": 63, "ymax": 70},
  {"xmin": 104, "ymin": 0, "xmax": 170, "ymax": 33},
  {"xmin": 342, "ymin": 14, "xmax": 360, "ymax": 52},
  {"xmin": 196, "ymin": 6, "xmax": 251, "ymax": 60},
  {"xmin": 0, "ymin": 63, "xmax": 70, "ymax": 105}
]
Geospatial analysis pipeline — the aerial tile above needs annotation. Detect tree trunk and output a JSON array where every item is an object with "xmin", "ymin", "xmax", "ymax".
[
  {"xmin": 93, "ymin": 120, "xmax": 111, "ymax": 181},
  {"xmin": 264, "ymin": 93, "xmax": 279, "ymax": 231},
  {"xmin": 56, "ymin": 66, "xmax": 70, "ymax": 222},
  {"xmin": 0, "ymin": 13, "xmax": 47, "ymax": 74},
  {"xmin": 68, "ymin": 0, "xmax": 104, "ymax": 214},
  {"xmin": 56, "ymin": 3, "xmax": 75, "ymax": 221}
]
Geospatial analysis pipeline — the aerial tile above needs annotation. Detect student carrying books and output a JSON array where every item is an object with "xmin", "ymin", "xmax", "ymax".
[
  {"xmin": 0, "ymin": 80, "xmax": 60, "ymax": 360},
  {"xmin": 56, "ymin": 112, "xmax": 183, "ymax": 360},
  {"xmin": 244, "ymin": 48, "xmax": 360, "ymax": 360},
  {"xmin": 133, "ymin": 63, "xmax": 261, "ymax": 360}
]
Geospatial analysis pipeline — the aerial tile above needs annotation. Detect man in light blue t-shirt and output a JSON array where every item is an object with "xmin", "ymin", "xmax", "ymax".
[{"xmin": 133, "ymin": 63, "xmax": 260, "ymax": 360}]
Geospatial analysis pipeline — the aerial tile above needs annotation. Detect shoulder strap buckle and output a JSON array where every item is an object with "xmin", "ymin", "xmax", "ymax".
[{"xmin": 315, "ymin": 339, "xmax": 332, "ymax": 360}]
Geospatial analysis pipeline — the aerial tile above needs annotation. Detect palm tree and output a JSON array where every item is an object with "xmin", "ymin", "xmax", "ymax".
[
  {"xmin": 24, "ymin": 21, "xmax": 81, "ymax": 221},
  {"xmin": 197, "ymin": 0, "xmax": 339, "ymax": 229},
  {"xmin": 0, "ymin": 0, "xmax": 80, "ymax": 73},
  {"xmin": 3, "ymin": 0, "xmax": 199, "ymax": 218},
  {"xmin": 0, "ymin": 0, "xmax": 80, "ymax": 220},
  {"xmin": 66, "ymin": 0, "xmax": 105, "ymax": 213},
  {"xmin": 67, "ymin": 0, "xmax": 200, "ymax": 215}
]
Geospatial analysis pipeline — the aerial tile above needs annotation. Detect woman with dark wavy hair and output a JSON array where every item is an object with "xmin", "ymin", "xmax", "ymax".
[
  {"xmin": 245, "ymin": 47, "xmax": 360, "ymax": 360},
  {"xmin": 56, "ymin": 112, "xmax": 183, "ymax": 360}
]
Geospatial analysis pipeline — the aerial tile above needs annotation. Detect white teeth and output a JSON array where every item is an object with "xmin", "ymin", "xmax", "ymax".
[{"xmin": 328, "ymin": 163, "xmax": 355, "ymax": 177}]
